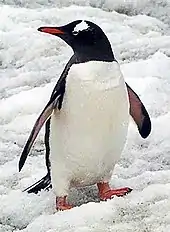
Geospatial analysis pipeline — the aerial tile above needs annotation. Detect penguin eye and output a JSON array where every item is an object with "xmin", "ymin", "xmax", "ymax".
[{"xmin": 72, "ymin": 31, "xmax": 79, "ymax": 36}]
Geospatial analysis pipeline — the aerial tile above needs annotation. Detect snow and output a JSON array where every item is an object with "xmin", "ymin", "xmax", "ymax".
[
  {"xmin": 1, "ymin": 1, "xmax": 170, "ymax": 232},
  {"xmin": 2, "ymin": 0, "xmax": 170, "ymax": 26}
]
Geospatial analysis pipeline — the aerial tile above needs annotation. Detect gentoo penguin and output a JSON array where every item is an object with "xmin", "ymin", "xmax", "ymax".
[{"xmin": 19, "ymin": 20, "xmax": 151, "ymax": 210}]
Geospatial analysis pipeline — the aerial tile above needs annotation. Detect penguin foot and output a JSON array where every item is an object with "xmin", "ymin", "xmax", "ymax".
[
  {"xmin": 56, "ymin": 196, "xmax": 73, "ymax": 211},
  {"xmin": 97, "ymin": 182, "xmax": 132, "ymax": 201}
]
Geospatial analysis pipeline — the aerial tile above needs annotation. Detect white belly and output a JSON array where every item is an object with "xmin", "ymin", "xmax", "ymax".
[{"xmin": 50, "ymin": 61, "xmax": 129, "ymax": 196}]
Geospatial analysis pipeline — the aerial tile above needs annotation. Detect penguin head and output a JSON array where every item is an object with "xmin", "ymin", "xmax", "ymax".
[{"xmin": 38, "ymin": 20, "xmax": 115, "ymax": 62}]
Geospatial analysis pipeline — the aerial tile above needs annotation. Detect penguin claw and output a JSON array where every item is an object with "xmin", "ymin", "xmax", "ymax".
[
  {"xmin": 56, "ymin": 204, "xmax": 73, "ymax": 211},
  {"xmin": 100, "ymin": 187, "xmax": 132, "ymax": 201}
]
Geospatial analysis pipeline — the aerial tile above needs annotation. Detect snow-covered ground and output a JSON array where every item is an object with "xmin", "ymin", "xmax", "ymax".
[{"xmin": 1, "ymin": 1, "xmax": 170, "ymax": 231}]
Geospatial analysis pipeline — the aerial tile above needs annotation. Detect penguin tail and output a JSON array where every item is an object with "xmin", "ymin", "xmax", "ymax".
[{"xmin": 23, "ymin": 173, "xmax": 52, "ymax": 194}]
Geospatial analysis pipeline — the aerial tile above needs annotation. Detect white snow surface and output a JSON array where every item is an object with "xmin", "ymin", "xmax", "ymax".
[{"xmin": 1, "ymin": 1, "xmax": 170, "ymax": 232}]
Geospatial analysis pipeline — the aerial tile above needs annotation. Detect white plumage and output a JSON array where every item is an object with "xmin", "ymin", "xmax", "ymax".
[{"xmin": 50, "ymin": 61, "xmax": 129, "ymax": 197}]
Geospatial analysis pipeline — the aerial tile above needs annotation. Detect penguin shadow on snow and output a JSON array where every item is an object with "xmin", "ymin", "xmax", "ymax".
[
  {"xmin": 18, "ymin": 20, "xmax": 151, "ymax": 211},
  {"xmin": 67, "ymin": 185, "xmax": 100, "ymax": 207}
]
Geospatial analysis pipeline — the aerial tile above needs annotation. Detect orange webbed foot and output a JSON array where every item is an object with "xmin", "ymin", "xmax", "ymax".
[
  {"xmin": 56, "ymin": 196, "xmax": 73, "ymax": 211},
  {"xmin": 97, "ymin": 182, "xmax": 132, "ymax": 201}
]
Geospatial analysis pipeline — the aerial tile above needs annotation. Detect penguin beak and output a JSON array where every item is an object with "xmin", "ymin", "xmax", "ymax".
[{"xmin": 38, "ymin": 27, "xmax": 65, "ymax": 35}]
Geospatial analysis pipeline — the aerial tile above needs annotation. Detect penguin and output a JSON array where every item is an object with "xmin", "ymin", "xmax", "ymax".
[{"xmin": 19, "ymin": 20, "xmax": 151, "ymax": 211}]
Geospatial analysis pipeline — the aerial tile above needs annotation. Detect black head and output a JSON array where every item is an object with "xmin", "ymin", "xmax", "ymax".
[{"xmin": 38, "ymin": 20, "xmax": 115, "ymax": 63}]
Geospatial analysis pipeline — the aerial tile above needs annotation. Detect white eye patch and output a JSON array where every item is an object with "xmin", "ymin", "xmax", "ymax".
[{"xmin": 73, "ymin": 21, "xmax": 89, "ymax": 34}]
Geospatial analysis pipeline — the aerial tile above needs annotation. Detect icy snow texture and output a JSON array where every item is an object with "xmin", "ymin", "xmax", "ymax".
[
  {"xmin": 1, "ymin": 0, "xmax": 170, "ymax": 25},
  {"xmin": 1, "ymin": 1, "xmax": 170, "ymax": 232}
]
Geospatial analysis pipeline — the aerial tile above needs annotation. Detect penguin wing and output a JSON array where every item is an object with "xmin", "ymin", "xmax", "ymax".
[
  {"xmin": 19, "ymin": 92, "xmax": 61, "ymax": 172},
  {"xmin": 126, "ymin": 83, "xmax": 151, "ymax": 138}
]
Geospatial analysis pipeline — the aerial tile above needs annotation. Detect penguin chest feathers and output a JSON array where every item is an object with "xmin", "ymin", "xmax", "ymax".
[{"xmin": 50, "ymin": 61, "xmax": 129, "ymax": 193}]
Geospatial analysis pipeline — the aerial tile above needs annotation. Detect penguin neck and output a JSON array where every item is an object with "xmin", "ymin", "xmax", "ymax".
[{"xmin": 73, "ymin": 45, "xmax": 116, "ymax": 63}]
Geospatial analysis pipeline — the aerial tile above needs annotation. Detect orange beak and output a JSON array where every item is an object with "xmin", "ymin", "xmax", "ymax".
[{"xmin": 38, "ymin": 27, "xmax": 65, "ymax": 35}]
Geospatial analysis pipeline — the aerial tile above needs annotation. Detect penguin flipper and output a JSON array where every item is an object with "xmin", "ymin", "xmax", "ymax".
[
  {"xmin": 126, "ymin": 83, "xmax": 151, "ymax": 138},
  {"xmin": 20, "ymin": 56, "xmax": 75, "ymax": 194},
  {"xmin": 19, "ymin": 94, "xmax": 61, "ymax": 172}
]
